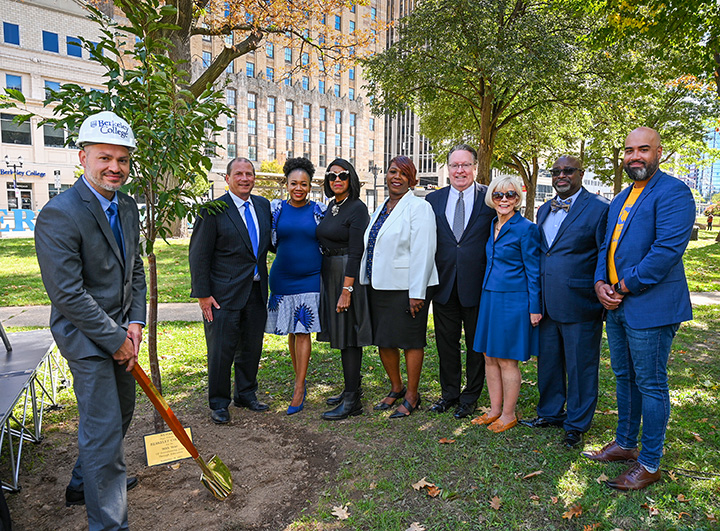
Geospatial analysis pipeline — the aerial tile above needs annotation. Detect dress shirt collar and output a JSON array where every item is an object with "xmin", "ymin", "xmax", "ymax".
[
  {"xmin": 82, "ymin": 175, "xmax": 118, "ymax": 212},
  {"xmin": 228, "ymin": 190, "xmax": 253, "ymax": 211},
  {"xmin": 550, "ymin": 187, "xmax": 582, "ymax": 213}
]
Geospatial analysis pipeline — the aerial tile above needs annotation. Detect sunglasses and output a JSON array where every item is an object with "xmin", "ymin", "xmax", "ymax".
[
  {"xmin": 549, "ymin": 168, "xmax": 579, "ymax": 177},
  {"xmin": 491, "ymin": 190, "xmax": 519, "ymax": 201},
  {"xmin": 326, "ymin": 171, "xmax": 350, "ymax": 181}
]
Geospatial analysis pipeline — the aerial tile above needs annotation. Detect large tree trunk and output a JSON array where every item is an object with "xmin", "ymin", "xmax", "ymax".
[{"xmin": 475, "ymin": 93, "xmax": 495, "ymax": 185}]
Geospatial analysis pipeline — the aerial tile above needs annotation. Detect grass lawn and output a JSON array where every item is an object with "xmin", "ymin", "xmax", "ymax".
[
  {"xmin": 1, "ymin": 229, "xmax": 719, "ymax": 308},
  {"xmin": 7, "ymin": 306, "xmax": 719, "ymax": 530}
]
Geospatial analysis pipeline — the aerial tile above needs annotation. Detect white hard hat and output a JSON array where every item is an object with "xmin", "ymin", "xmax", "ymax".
[{"xmin": 77, "ymin": 110, "xmax": 136, "ymax": 151}]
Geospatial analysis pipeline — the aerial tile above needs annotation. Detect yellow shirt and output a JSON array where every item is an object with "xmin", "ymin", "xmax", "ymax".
[{"xmin": 608, "ymin": 180, "xmax": 648, "ymax": 284}]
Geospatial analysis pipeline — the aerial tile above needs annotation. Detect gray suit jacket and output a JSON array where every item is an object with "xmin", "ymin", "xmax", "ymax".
[{"xmin": 35, "ymin": 178, "xmax": 147, "ymax": 360}]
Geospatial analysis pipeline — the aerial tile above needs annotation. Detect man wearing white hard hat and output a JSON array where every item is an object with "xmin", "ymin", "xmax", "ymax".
[{"xmin": 35, "ymin": 110, "xmax": 146, "ymax": 530}]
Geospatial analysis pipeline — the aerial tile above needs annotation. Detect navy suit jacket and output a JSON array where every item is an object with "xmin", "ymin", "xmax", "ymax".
[
  {"xmin": 537, "ymin": 188, "xmax": 609, "ymax": 323},
  {"xmin": 594, "ymin": 171, "xmax": 695, "ymax": 329},
  {"xmin": 35, "ymin": 178, "xmax": 146, "ymax": 360},
  {"xmin": 426, "ymin": 183, "xmax": 495, "ymax": 306},
  {"xmin": 483, "ymin": 212, "xmax": 542, "ymax": 314},
  {"xmin": 189, "ymin": 192, "xmax": 271, "ymax": 309}
]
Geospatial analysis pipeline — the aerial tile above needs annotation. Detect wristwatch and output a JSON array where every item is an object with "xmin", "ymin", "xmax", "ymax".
[
  {"xmin": 613, "ymin": 281, "xmax": 628, "ymax": 295},
  {"xmin": 342, "ymin": 286, "xmax": 354, "ymax": 293}
]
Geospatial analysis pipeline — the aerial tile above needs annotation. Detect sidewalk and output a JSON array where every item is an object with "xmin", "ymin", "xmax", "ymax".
[{"xmin": 2, "ymin": 292, "xmax": 719, "ymax": 328}]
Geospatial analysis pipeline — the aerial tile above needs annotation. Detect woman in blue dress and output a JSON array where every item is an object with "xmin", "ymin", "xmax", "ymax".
[
  {"xmin": 473, "ymin": 176, "xmax": 541, "ymax": 433},
  {"xmin": 266, "ymin": 157, "xmax": 326, "ymax": 415}
]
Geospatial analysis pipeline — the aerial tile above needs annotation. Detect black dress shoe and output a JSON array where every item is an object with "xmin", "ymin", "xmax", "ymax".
[
  {"xmin": 519, "ymin": 416, "xmax": 564, "ymax": 428},
  {"xmin": 321, "ymin": 391, "xmax": 363, "ymax": 420},
  {"xmin": 563, "ymin": 430, "xmax": 583, "ymax": 449},
  {"xmin": 235, "ymin": 399, "xmax": 269, "ymax": 412},
  {"xmin": 211, "ymin": 407, "xmax": 230, "ymax": 424},
  {"xmin": 429, "ymin": 398, "xmax": 458, "ymax": 414},
  {"xmin": 65, "ymin": 476, "xmax": 139, "ymax": 507},
  {"xmin": 389, "ymin": 396, "xmax": 421, "ymax": 419},
  {"xmin": 327, "ymin": 387, "xmax": 364, "ymax": 406},
  {"xmin": 373, "ymin": 387, "xmax": 406, "ymax": 411},
  {"xmin": 453, "ymin": 402, "xmax": 477, "ymax": 419}
]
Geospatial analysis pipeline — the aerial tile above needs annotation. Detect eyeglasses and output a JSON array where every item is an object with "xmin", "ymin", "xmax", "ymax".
[
  {"xmin": 491, "ymin": 190, "xmax": 519, "ymax": 201},
  {"xmin": 326, "ymin": 171, "xmax": 350, "ymax": 181},
  {"xmin": 549, "ymin": 168, "xmax": 580, "ymax": 177},
  {"xmin": 448, "ymin": 163, "xmax": 475, "ymax": 171}
]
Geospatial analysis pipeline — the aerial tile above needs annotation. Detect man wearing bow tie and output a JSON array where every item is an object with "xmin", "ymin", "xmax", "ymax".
[{"xmin": 520, "ymin": 156, "xmax": 609, "ymax": 449}]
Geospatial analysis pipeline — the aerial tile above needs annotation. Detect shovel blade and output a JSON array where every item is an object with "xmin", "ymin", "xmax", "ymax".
[{"xmin": 200, "ymin": 455, "xmax": 233, "ymax": 500}]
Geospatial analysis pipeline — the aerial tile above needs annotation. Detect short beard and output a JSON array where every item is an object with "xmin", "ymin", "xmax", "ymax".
[
  {"xmin": 624, "ymin": 161, "xmax": 659, "ymax": 181},
  {"xmin": 86, "ymin": 172, "xmax": 125, "ymax": 192}
]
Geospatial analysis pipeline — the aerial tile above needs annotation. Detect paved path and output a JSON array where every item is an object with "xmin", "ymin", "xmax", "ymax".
[{"xmin": 2, "ymin": 292, "xmax": 719, "ymax": 328}]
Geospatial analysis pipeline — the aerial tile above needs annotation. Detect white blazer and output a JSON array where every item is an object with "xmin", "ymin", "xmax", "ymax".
[{"xmin": 360, "ymin": 191, "xmax": 439, "ymax": 299}]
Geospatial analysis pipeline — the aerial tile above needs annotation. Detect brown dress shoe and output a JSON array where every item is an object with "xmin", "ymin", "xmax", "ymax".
[
  {"xmin": 606, "ymin": 462, "xmax": 661, "ymax": 490},
  {"xmin": 581, "ymin": 440, "xmax": 639, "ymax": 463}
]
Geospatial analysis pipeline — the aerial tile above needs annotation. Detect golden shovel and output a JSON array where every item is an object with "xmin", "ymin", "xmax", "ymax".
[{"xmin": 132, "ymin": 363, "xmax": 233, "ymax": 500}]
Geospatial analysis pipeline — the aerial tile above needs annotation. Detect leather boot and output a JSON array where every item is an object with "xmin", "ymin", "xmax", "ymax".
[
  {"xmin": 321, "ymin": 392, "xmax": 363, "ymax": 420},
  {"xmin": 326, "ymin": 386, "xmax": 363, "ymax": 406}
]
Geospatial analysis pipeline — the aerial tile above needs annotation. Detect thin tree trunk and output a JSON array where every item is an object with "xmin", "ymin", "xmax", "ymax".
[
  {"xmin": 612, "ymin": 146, "xmax": 623, "ymax": 195},
  {"xmin": 523, "ymin": 156, "xmax": 538, "ymax": 221},
  {"xmin": 147, "ymin": 252, "xmax": 165, "ymax": 433}
]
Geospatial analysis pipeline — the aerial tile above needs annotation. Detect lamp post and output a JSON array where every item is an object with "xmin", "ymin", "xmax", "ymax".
[
  {"xmin": 368, "ymin": 162, "xmax": 381, "ymax": 211},
  {"xmin": 4, "ymin": 155, "xmax": 24, "ymax": 209}
]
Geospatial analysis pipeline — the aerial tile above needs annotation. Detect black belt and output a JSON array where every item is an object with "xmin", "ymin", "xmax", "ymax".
[{"xmin": 321, "ymin": 247, "xmax": 349, "ymax": 256}]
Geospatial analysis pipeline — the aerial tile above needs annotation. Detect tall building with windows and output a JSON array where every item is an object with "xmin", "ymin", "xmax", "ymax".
[{"xmin": 1, "ymin": 0, "xmax": 385, "ymax": 226}]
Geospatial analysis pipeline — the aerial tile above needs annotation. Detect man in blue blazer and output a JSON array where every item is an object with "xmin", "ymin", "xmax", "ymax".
[
  {"xmin": 189, "ymin": 157, "xmax": 272, "ymax": 424},
  {"xmin": 520, "ymin": 156, "xmax": 609, "ymax": 449},
  {"xmin": 35, "ymin": 111, "xmax": 146, "ymax": 530},
  {"xmin": 426, "ymin": 145, "xmax": 495, "ymax": 419},
  {"xmin": 584, "ymin": 127, "xmax": 695, "ymax": 490}
]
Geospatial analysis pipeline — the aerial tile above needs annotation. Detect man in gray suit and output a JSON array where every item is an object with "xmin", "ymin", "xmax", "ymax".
[
  {"xmin": 189, "ymin": 157, "xmax": 272, "ymax": 424},
  {"xmin": 35, "ymin": 111, "xmax": 146, "ymax": 530}
]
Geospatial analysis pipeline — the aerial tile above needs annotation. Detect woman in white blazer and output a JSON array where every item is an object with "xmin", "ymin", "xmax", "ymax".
[{"xmin": 360, "ymin": 156, "xmax": 438, "ymax": 418}]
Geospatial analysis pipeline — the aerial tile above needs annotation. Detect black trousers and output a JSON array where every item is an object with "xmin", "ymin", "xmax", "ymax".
[
  {"xmin": 433, "ymin": 281, "xmax": 485, "ymax": 404},
  {"xmin": 205, "ymin": 282, "xmax": 267, "ymax": 410}
]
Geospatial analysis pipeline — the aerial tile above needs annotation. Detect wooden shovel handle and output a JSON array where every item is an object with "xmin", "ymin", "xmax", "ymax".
[{"xmin": 131, "ymin": 363, "xmax": 199, "ymax": 460}]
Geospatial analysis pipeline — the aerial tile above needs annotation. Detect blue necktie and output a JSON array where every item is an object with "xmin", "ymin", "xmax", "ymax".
[
  {"xmin": 107, "ymin": 202, "xmax": 124, "ymax": 260},
  {"xmin": 243, "ymin": 202, "xmax": 259, "ymax": 276}
]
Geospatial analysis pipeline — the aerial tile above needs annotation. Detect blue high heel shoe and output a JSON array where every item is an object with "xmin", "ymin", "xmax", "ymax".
[{"xmin": 287, "ymin": 381, "xmax": 307, "ymax": 415}]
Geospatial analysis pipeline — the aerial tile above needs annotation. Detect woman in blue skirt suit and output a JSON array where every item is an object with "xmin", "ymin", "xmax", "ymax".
[{"xmin": 473, "ymin": 176, "xmax": 541, "ymax": 433}]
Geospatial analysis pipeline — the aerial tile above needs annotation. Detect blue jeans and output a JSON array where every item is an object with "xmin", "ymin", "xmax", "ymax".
[{"xmin": 606, "ymin": 305, "xmax": 679, "ymax": 471}]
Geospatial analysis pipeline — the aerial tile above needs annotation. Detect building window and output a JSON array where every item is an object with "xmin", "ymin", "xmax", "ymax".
[
  {"xmin": 44, "ymin": 80, "xmax": 61, "ymax": 99},
  {"xmin": 88, "ymin": 41, "xmax": 103, "ymax": 57},
  {"xmin": 66, "ymin": 36, "xmax": 82, "ymax": 57},
  {"xmin": 248, "ymin": 92, "xmax": 256, "ymax": 109},
  {"xmin": 268, "ymin": 147, "xmax": 276, "ymax": 160},
  {"xmin": 42, "ymin": 31, "xmax": 59, "ymax": 53},
  {"xmin": 267, "ymin": 96, "xmax": 276, "ymax": 113},
  {"xmin": 301, "ymin": 52, "xmax": 309, "ymax": 66},
  {"xmin": 348, "ymin": 88, "xmax": 355, "ymax": 101},
  {"xmin": 302, "ymin": 104, "xmax": 310, "ymax": 119},
  {"xmin": 266, "ymin": 67, "xmax": 274, "ymax": 81},
  {"xmin": 48, "ymin": 184, "xmax": 71, "ymax": 199},
  {"xmin": 225, "ymin": 33, "xmax": 234, "ymax": 46},
  {"xmin": 248, "ymin": 119, "xmax": 257, "ymax": 135},
  {"xmin": 44, "ymin": 124, "xmax": 65, "ymax": 147},
  {"xmin": 334, "ymin": 84, "xmax": 340, "ymax": 97},
  {"xmin": 225, "ymin": 60, "xmax": 234, "ymax": 74},
  {"xmin": 227, "ymin": 88, "xmax": 236, "ymax": 106},
  {"xmin": 320, "ymin": 107, "xmax": 327, "ymax": 122},
  {"xmin": 284, "ymin": 47, "xmax": 292, "ymax": 62},
  {"xmin": 349, "ymin": 21, "xmax": 355, "ymax": 33},
  {"xmin": 267, "ymin": 122, "xmax": 275, "ymax": 133},
  {"xmin": 369, "ymin": 117, "xmax": 375, "ymax": 131},
  {"xmin": 371, "ymin": 7, "xmax": 377, "ymax": 21},
  {"xmin": 266, "ymin": 42, "xmax": 274, "ymax": 58},
  {"xmin": 286, "ymin": 126, "xmax": 293, "ymax": 140},
  {"xmin": 202, "ymin": 51, "xmax": 212, "ymax": 68},
  {"xmin": 349, "ymin": 135, "xmax": 355, "ymax": 148},
  {"xmin": 334, "ymin": 15, "xmax": 341, "ymax": 30},
  {"xmin": 246, "ymin": 61, "xmax": 255, "ymax": 77},
  {"xmin": 303, "ymin": 128, "xmax": 310, "ymax": 142},
  {"xmin": 319, "ymin": 153, "xmax": 326, "ymax": 168},
  {"xmin": 284, "ymin": 76, "xmax": 292, "ymax": 86},
  {"xmin": 227, "ymin": 116, "xmax": 235, "ymax": 131},
  {"xmin": 350, "ymin": 113, "xmax": 356, "ymax": 127},
  {"xmin": 318, "ymin": 80, "xmax": 325, "ymax": 94},
  {"xmin": 3, "ymin": 22, "xmax": 20, "ymax": 45},
  {"xmin": 5, "ymin": 74, "xmax": 22, "ymax": 93},
  {"xmin": 1, "ymin": 113, "xmax": 32, "ymax": 144},
  {"xmin": 302, "ymin": 76, "xmax": 309, "ymax": 90},
  {"xmin": 369, "ymin": 138, "xmax": 374, "ymax": 152},
  {"xmin": 319, "ymin": 131, "xmax": 326, "ymax": 145},
  {"xmin": 286, "ymin": 101, "xmax": 294, "ymax": 115},
  {"xmin": 248, "ymin": 145, "xmax": 257, "ymax": 161},
  {"xmin": 335, "ymin": 110, "xmax": 342, "ymax": 124},
  {"xmin": 227, "ymin": 143, "xmax": 236, "ymax": 159},
  {"xmin": 335, "ymin": 133, "xmax": 341, "ymax": 147},
  {"xmin": 349, "ymin": 67, "xmax": 355, "ymax": 80}
]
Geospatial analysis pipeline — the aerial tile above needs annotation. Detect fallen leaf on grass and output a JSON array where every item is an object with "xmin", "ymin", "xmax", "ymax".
[
  {"xmin": 562, "ymin": 504, "xmax": 583, "ymax": 520},
  {"xmin": 405, "ymin": 522, "xmax": 426, "ymax": 531},
  {"xmin": 551, "ymin": 496, "xmax": 559, "ymax": 504},
  {"xmin": 678, "ymin": 512, "xmax": 691, "ymax": 519},
  {"xmin": 641, "ymin": 503, "xmax": 660, "ymax": 516},
  {"xmin": 677, "ymin": 494, "xmax": 690, "ymax": 503},
  {"xmin": 700, "ymin": 417, "xmax": 708, "ymax": 422},
  {"xmin": 438, "ymin": 437, "xmax": 456, "ymax": 444},
  {"xmin": 529, "ymin": 494, "xmax": 540, "ymax": 501},
  {"xmin": 426, "ymin": 486, "xmax": 441, "ymax": 498},
  {"xmin": 595, "ymin": 473, "xmax": 609, "ymax": 484},
  {"xmin": 707, "ymin": 513, "xmax": 718, "ymax": 522},
  {"xmin": 523, "ymin": 470, "xmax": 543, "ymax": 479},
  {"xmin": 583, "ymin": 524, "xmax": 601, "ymax": 531},
  {"xmin": 412, "ymin": 477, "xmax": 434, "ymax": 490},
  {"xmin": 667, "ymin": 471, "xmax": 678, "ymax": 481},
  {"xmin": 692, "ymin": 432, "xmax": 703, "ymax": 442},
  {"xmin": 490, "ymin": 496, "xmax": 501, "ymax": 510},
  {"xmin": 369, "ymin": 482, "xmax": 377, "ymax": 489},
  {"xmin": 331, "ymin": 505, "xmax": 350, "ymax": 520}
]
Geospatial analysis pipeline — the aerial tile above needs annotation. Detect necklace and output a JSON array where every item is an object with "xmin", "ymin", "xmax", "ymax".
[{"xmin": 331, "ymin": 196, "xmax": 349, "ymax": 216}]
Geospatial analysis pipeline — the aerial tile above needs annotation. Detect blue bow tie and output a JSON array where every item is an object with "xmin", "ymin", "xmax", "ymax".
[{"xmin": 551, "ymin": 197, "xmax": 572, "ymax": 213}]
